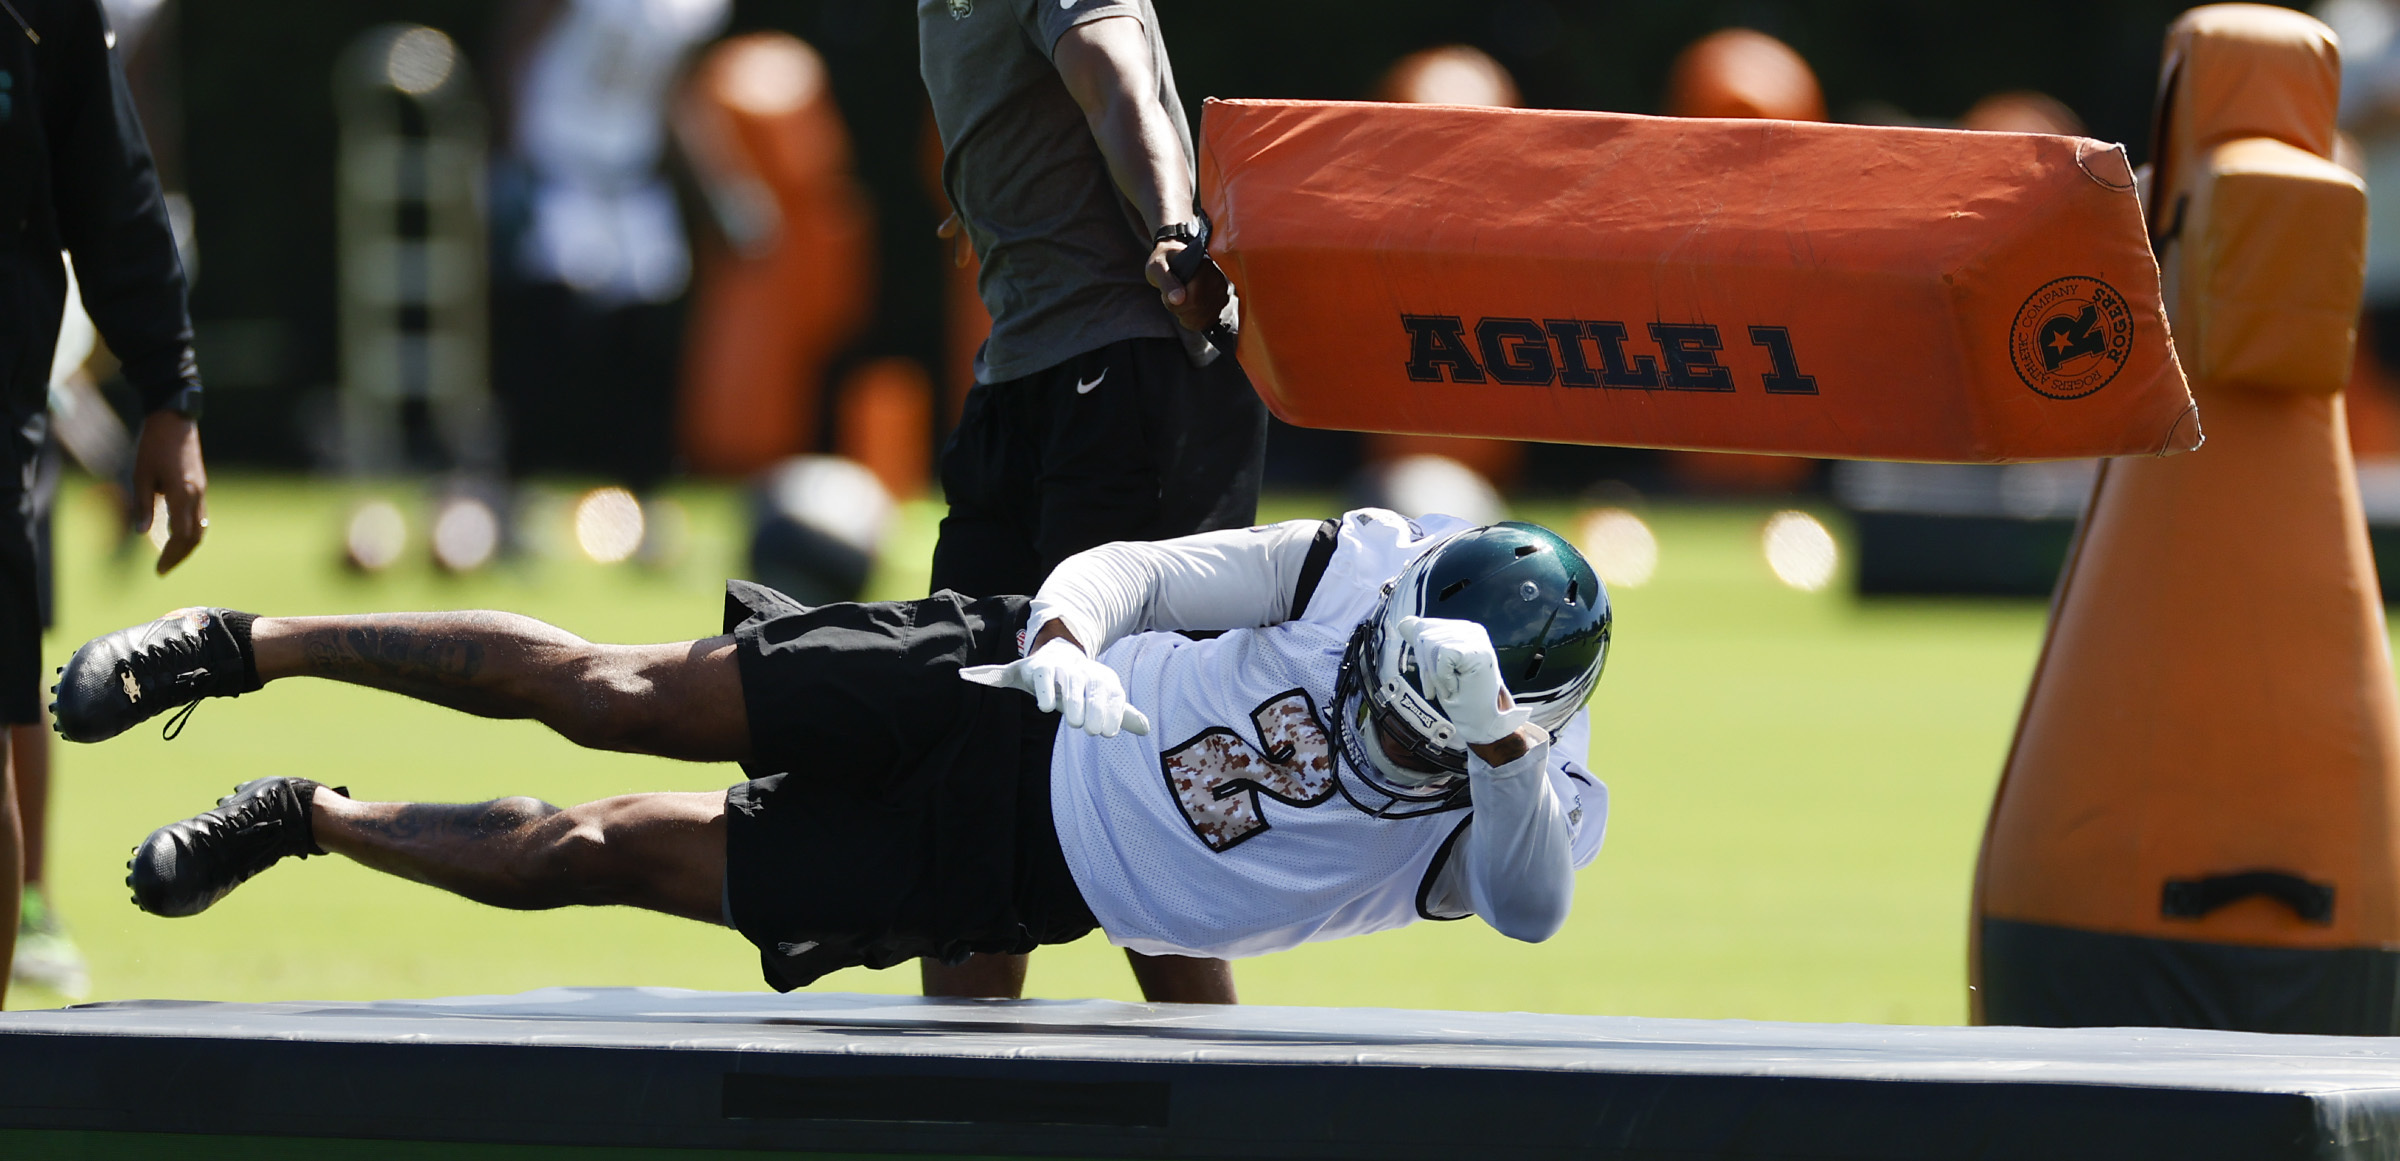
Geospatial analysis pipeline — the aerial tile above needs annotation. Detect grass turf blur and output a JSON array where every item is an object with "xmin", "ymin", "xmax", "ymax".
[{"xmin": 18, "ymin": 477, "xmax": 2045, "ymax": 1023}]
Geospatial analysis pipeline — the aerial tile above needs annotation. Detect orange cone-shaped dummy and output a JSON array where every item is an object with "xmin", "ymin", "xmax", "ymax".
[
  {"xmin": 1362, "ymin": 46, "xmax": 1528, "ymax": 487},
  {"xmin": 836, "ymin": 356, "xmax": 935, "ymax": 500},
  {"xmin": 1972, "ymin": 5, "xmax": 2393, "ymax": 1034},
  {"xmin": 676, "ymin": 33, "xmax": 874, "ymax": 476}
]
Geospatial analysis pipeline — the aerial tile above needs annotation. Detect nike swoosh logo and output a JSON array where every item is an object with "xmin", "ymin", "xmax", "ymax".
[
  {"xmin": 1061, "ymin": 0, "xmax": 1078, "ymax": 7},
  {"xmin": 1076, "ymin": 369, "xmax": 1108, "ymax": 394}
]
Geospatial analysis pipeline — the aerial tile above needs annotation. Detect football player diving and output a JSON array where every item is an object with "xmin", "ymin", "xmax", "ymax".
[{"xmin": 50, "ymin": 509, "xmax": 1610, "ymax": 988}]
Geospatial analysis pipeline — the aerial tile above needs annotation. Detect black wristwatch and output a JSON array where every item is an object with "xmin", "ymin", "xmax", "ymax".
[
  {"xmin": 159, "ymin": 386, "xmax": 204, "ymax": 421},
  {"xmin": 1154, "ymin": 218, "xmax": 1207, "ymax": 247}
]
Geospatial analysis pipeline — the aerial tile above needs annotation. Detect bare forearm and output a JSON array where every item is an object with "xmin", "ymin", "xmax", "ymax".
[
  {"xmin": 1085, "ymin": 96, "xmax": 1189, "ymax": 235},
  {"xmin": 1052, "ymin": 16, "xmax": 1226, "ymax": 331},
  {"xmin": 1055, "ymin": 16, "xmax": 1191, "ymax": 236}
]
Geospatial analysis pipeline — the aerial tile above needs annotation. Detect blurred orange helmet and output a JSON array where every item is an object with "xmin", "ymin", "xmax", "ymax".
[
  {"xmin": 1959, "ymin": 91, "xmax": 2086, "ymax": 136},
  {"xmin": 1664, "ymin": 29, "xmax": 1825, "ymax": 121},
  {"xmin": 1375, "ymin": 45, "xmax": 1520, "ymax": 108}
]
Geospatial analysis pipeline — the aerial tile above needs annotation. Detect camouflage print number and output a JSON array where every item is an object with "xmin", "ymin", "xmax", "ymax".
[{"xmin": 1159, "ymin": 689, "xmax": 1337, "ymax": 852}]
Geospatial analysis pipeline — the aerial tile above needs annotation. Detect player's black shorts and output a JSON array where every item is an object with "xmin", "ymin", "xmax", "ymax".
[
  {"xmin": 930, "ymin": 335, "xmax": 1268, "ymax": 598},
  {"xmin": 717, "ymin": 580, "xmax": 1095, "ymax": 991}
]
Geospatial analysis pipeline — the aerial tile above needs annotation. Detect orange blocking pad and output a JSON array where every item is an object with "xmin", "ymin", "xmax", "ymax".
[{"xmin": 1198, "ymin": 99, "xmax": 2199, "ymax": 463}]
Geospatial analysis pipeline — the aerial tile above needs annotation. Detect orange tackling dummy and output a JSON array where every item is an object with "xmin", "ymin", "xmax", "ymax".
[
  {"xmin": 1974, "ymin": 4, "xmax": 2395, "ymax": 1035},
  {"xmin": 1198, "ymin": 99, "xmax": 2199, "ymax": 464}
]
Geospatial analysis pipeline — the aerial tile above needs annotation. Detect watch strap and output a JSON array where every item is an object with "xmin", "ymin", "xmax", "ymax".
[{"xmin": 161, "ymin": 386, "xmax": 203, "ymax": 421}]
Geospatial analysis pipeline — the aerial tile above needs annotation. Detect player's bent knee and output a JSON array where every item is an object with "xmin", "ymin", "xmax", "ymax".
[
  {"xmin": 531, "ymin": 797, "xmax": 690, "ymax": 908},
  {"xmin": 553, "ymin": 651, "xmax": 704, "ymax": 756},
  {"xmin": 521, "ymin": 811, "xmax": 626, "ymax": 905},
  {"xmin": 552, "ymin": 673, "xmax": 660, "ymax": 754}
]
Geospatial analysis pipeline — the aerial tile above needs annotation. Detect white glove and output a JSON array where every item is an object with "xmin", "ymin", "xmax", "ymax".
[
  {"xmin": 960, "ymin": 637, "xmax": 1152, "ymax": 738},
  {"xmin": 1397, "ymin": 616, "xmax": 1532, "ymax": 746}
]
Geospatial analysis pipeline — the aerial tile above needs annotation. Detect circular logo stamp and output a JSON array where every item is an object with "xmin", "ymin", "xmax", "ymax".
[{"xmin": 2009, "ymin": 276, "xmax": 2134, "ymax": 400}]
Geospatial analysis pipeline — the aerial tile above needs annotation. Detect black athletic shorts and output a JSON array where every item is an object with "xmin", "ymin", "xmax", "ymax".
[
  {"xmin": 930, "ymin": 335, "xmax": 1268, "ymax": 598},
  {"xmin": 717, "ymin": 580, "xmax": 1096, "ymax": 991}
]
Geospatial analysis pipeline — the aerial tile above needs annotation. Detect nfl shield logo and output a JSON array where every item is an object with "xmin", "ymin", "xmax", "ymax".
[{"xmin": 947, "ymin": 0, "xmax": 973, "ymax": 17}]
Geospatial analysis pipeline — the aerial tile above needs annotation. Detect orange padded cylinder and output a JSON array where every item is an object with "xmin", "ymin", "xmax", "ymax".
[
  {"xmin": 676, "ymin": 33, "xmax": 874, "ymax": 476},
  {"xmin": 1972, "ymin": 5, "xmax": 2397, "ymax": 1034},
  {"xmin": 1198, "ymin": 99, "xmax": 2198, "ymax": 463}
]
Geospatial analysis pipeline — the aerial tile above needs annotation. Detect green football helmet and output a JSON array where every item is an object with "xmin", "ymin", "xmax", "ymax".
[{"xmin": 1335, "ymin": 521, "xmax": 1612, "ymax": 806}]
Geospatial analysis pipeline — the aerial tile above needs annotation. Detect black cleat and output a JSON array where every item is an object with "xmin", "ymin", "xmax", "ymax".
[
  {"xmin": 127, "ymin": 778, "xmax": 342, "ymax": 918},
  {"xmin": 52, "ymin": 608, "xmax": 258, "ymax": 743}
]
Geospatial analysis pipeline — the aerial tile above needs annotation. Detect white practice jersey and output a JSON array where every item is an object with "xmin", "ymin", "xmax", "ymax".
[{"xmin": 1045, "ymin": 509, "xmax": 1609, "ymax": 960}]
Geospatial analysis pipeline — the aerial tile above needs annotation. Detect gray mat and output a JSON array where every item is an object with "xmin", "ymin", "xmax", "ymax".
[{"xmin": 5, "ymin": 987, "xmax": 2399, "ymax": 1159}]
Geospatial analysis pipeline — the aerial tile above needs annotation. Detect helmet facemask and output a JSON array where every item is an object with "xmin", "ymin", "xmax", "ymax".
[
  {"xmin": 1333, "ymin": 523, "xmax": 1611, "ymax": 802},
  {"xmin": 1335, "ymin": 617, "xmax": 1472, "ymax": 806}
]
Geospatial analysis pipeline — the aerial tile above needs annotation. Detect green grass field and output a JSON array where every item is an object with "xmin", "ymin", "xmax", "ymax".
[{"xmin": 11, "ymin": 475, "xmax": 2060, "ymax": 1023}]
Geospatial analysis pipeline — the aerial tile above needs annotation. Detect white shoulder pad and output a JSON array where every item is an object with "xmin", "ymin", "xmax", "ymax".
[{"xmin": 1298, "ymin": 508, "xmax": 1478, "ymax": 630}]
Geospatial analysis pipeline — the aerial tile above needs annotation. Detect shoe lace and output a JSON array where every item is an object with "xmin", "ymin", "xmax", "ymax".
[
  {"xmin": 160, "ymin": 698, "xmax": 203, "ymax": 741},
  {"xmin": 200, "ymin": 790, "xmax": 306, "ymax": 869},
  {"xmin": 131, "ymin": 624, "xmax": 233, "ymax": 741}
]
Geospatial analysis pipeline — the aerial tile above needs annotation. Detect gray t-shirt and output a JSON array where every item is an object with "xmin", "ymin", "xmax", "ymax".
[{"xmin": 919, "ymin": 0, "xmax": 1195, "ymax": 383}]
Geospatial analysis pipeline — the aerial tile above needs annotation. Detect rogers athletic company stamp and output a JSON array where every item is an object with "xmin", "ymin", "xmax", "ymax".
[{"xmin": 2011, "ymin": 276, "xmax": 2134, "ymax": 400}]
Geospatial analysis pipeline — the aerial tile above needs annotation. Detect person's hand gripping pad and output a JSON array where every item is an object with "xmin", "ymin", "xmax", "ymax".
[
  {"xmin": 1397, "ymin": 616, "xmax": 1534, "ymax": 745},
  {"xmin": 960, "ymin": 637, "xmax": 1153, "ymax": 738}
]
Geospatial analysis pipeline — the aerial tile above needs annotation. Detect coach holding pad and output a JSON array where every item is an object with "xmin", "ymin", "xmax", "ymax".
[
  {"xmin": 0, "ymin": 0, "xmax": 210, "ymax": 1000},
  {"xmin": 919, "ymin": 0, "xmax": 1266, "ymax": 1004}
]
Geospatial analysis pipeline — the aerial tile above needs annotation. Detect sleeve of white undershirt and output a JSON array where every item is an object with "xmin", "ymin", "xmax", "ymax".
[
  {"xmin": 1422, "ymin": 739, "xmax": 1577, "ymax": 943},
  {"xmin": 1025, "ymin": 520, "xmax": 1325, "ymax": 656}
]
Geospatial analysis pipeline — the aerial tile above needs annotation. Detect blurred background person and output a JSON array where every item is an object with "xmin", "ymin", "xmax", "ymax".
[
  {"xmin": 917, "ymin": 0, "xmax": 1266, "ymax": 1005},
  {"xmin": 1, "ymin": 0, "xmax": 212, "ymax": 1003},
  {"xmin": 488, "ymin": 0, "xmax": 727, "ymax": 531},
  {"xmin": 10, "ymin": 0, "xmax": 185, "ymax": 1001},
  {"xmin": 13, "ymin": 274, "xmax": 93, "ymax": 1001}
]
